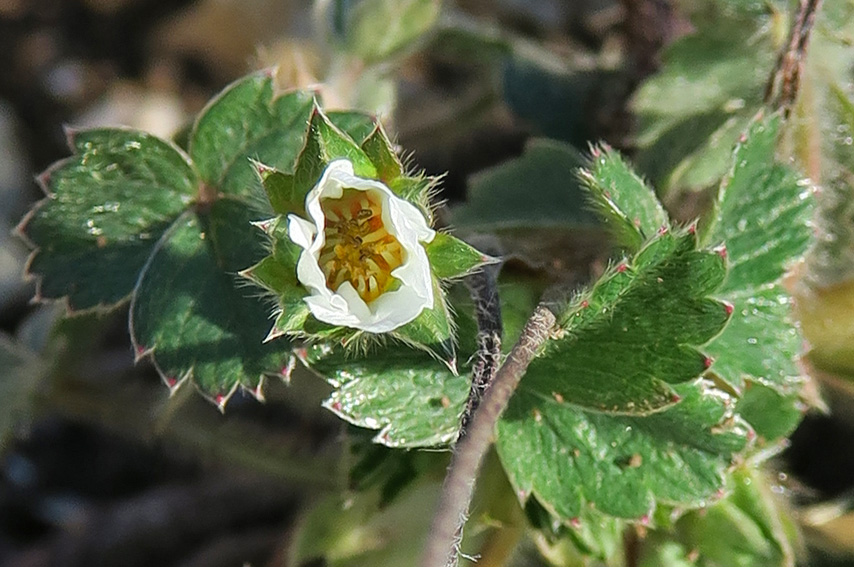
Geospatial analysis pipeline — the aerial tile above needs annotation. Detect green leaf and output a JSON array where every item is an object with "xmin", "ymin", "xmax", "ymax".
[
  {"xmin": 425, "ymin": 232, "xmax": 493, "ymax": 279},
  {"xmin": 0, "ymin": 334, "xmax": 46, "ymax": 453},
  {"xmin": 735, "ymin": 381, "xmax": 804, "ymax": 443},
  {"xmin": 360, "ymin": 124, "xmax": 403, "ymax": 182},
  {"xmin": 580, "ymin": 144, "xmax": 669, "ymax": 251},
  {"xmin": 292, "ymin": 105, "xmax": 379, "ymax": 199},
  {"xmin": 632, "ymin": 5, "xmax": 779, "ymax": 195},
  {"xmin": 254, "ymin": 165, "xmax": 303, "ymax": 216},
  {"xmin": 21, "ymin": 128, "xmax": 197, "ymax": 310},
  {"xmin": 189, "ymin": 71, "xmax": 314, "ymax": 200},
  {"xmin": 327, "ymin": 110, "xmax": 378, "ymax": 145},
  {"xmin": 526, "ymin": 231, "xmax": 729, "ymax": 415},
  {"xmin": 335, "ymin": 0, "xmax": 440, "ymax": 63},
  {"xmin": 496, "ymin": 380, "xmax": 750, "ymax": 521},
  {"xmin": 668, "ymin": 466, "xmax": 797, "ymax": 567},
  {"xmin": 303, "ymin": 342, "xmax": 468, "ymax": 448},
  {"xmin": 703, "ymin": 114, "xmax": 814, "ymax": 393},
  {"xmin": 130, "ymin": 198, "xmax": 293, "ymax": 405},
  {"xmin": 453, "ymin": 138, "xmax": 595, "ymax": 231}
]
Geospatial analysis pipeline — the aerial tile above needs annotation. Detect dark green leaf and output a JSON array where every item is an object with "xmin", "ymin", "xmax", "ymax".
[
  {"xmin": 255, "ymin": 165, "xmax": 303, "ymax": 216},
  {"xmin": 21, "ymin": 128, "xmax": 197, "ymax": 310},
  {"xmin": 189, "ymin": 71, "xmax": 314, "ymax": 200},
  {"xmin": 580, "ymin": 145, "xmax": 669, "ymax": 251},
  {"xmin": 425, "ymin": 232, "xmax": 493, "ymax": 279},
  {"xmin": 528, "ymin": 231, "xmax": 729, "ymax": 415},
  {"xmin": 130, "ymin": 198, "xmax": 292, "ymax": 405},
  {"xmin": 453, "ymin": 138, "xmax": 595, "ymax": 230},
  {"xmin": 704, "ymin": 114, "xmax": 813, "ymax": 393},
  {"xmin": 391, "ymin": 277, "xmax": 455, "ymax": 361},
  {"xmin": 496, "ymin": 380, "xmax": 750, "ymax": 521}
]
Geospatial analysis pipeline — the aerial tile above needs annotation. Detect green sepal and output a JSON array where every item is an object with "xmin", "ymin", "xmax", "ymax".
[
  {"xmin": 292, "ymin": 104, "xmax": 378, "ymax": 199},
  {"xmin": 579, "ymin": 144, "xmax": 669, "ymax": 252},
  {"xmin": 252, "ymin": 163, "xmax": 304, "ymax": 216},
  {"xmin": 425, "ymin": 232, "xmax": 496, "ymax": 279},
  {"xmin": 361, "ymin": 124, "xmax": 403, "ymax": 182},
  {"xmin": 391, "ymin": 277, "xmax": 456, "ymax": 367},
  {"xmin": 389, "ymin": 174, "xmax": 435, "ymax": 219}
]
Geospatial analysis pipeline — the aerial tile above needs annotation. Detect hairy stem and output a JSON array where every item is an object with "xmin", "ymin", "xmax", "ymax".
[
  {"xmin": 765, "ymin": 0, "xmax": 823, "ymax": 116},
  {"xmin": 459, "ymin": 261, "xmax": 504, "ymax": 438},
  {"xmin": 420, "ymin": 304, "xmax": 557, "ymax": 567}
]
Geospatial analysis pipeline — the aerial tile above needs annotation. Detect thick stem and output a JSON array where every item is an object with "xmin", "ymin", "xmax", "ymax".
[
  {"xmin": 459, "ymin": 261, "xmax": 503, "ymax": 438},
  {"xmin": 420, "ymin": 304, "xmax": 557, "ymax": 567},
  {"xmin": 765, "ymin": 0, "xmax": 823, "ymax": 116}
]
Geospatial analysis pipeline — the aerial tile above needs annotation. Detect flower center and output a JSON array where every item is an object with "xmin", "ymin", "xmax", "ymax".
[{"xmin": 318, "ymin": 188, "xmax": 404, "ymax": 303}]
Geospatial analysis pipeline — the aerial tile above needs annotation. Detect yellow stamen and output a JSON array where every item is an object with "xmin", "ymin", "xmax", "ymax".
[{"xmin": 320, "ymin": 188, "xmax": 404, "ymax": 303}]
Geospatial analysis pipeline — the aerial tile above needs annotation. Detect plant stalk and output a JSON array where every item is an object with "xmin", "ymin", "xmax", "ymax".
[{"xmin": 420, "ymin": 304, "xmax": 556, "ymax": 567}]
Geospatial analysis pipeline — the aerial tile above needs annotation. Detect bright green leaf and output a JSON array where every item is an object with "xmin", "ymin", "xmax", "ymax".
[
  {"xmin": 704, "ymin": 114, "xmax": 813, "ymax": 393},
  {"xmin": 735, "ymin": 380, "xmax": 804, "ymax": 443},
  {"xmin": 303, "ymin": 342, "xmax": 468, "ymax": 448},
  {"xmin": 360, "ymin": 124, "xmax": 403, "ymax": 182},
  {"xmin": 580, "ymin": 145, "xmax": 669, "ymax": 251},
  {"xmin": 496, "ymin": 380, "xmax": 750, "ymax": 521},
  {"xmin": 21, "ymin": 128, "xmax": 197, "ymax": 310},
  {"xmin": 527, "ymin": 231, "xmax": 729, "ymax": 416},
  {"xmin": 425, "ymin": 232, "xmax": 493, "ymax": 279},
  {"xmin": 130, "ymin": 198, "xmax": 292, "ymax": 405},
  {"xmin": 292, "ymin": 106, "xmax": 378, "ymax": 199}
]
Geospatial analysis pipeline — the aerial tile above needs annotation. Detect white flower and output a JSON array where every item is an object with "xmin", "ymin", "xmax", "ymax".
[{"xmin": 287, "ymin": 159, "xmax": 436, "ymax": 333}]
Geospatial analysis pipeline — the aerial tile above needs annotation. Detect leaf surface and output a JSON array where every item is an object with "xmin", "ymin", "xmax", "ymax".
[{"xmin": 704, "ymin": 114, "xmax": 813, "ymax": 394}]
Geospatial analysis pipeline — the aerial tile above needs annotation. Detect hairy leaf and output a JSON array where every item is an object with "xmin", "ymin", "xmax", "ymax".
[
  {"xmin": 496, "ymin": 381, "xmax": 750, "ymax": 521},
  {"xmin": 131, "ymin": 199, "xmax": 293, "ymax": 405},
  {"xmin": 528, "ymin": 231, "xmax": 729, "ymax": 415},
  {"xmin": 21, "ymin": 129, "xmax": 196, "ymax": 310},
  {"xmin": 704, "ymin": 114, "xmax": 813, "ymax": 394},
  {"xmin": 580, "ymin": 145, "xmax": 669, "ymax": 251}
]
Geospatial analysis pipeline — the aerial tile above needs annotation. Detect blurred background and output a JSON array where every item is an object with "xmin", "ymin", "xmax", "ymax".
[{"xmin": 2, "ymin": 0, "xmax": 854, "ymax": 566}]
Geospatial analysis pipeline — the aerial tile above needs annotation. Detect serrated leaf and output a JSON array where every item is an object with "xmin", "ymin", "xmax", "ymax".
[
  {"xmin": 130, "ymin": 198, "xmax": 292, "ymax": 403},
  {"xmin": 425, "ymin": 232, "xmax": 492, "ymax": 279},
  {"xmin": 496, "ymin": 380, "xmax": 750, "ymax": 521},
  {"xmin": 0, "ymin": 334, "xmax": 45, "ymax": 452},
  {"xmin": 526, "ymin": 231, "xmax": 729, "ymax": 415},
  {"xmin": 632, "ymin": 5, "xmax": 779, "ymax": 194},
  {"xmin": 327, "ymin": 110, "xmax": 378, "ymax": 145},
  {"xmin": 256, "ymin": 166, "xmax": 302, "ymax": 216},
  {"xmin": 292, "ymin": 106, "xmax": 378, "ymax": 200},
  {"xmin": 189, "ymin": 72, "xmax": 314, "ymax": 199},
  {"xmin": 704, "ymin": 114, "xmax": 813, "ymax": 393},
  {"xmin": 580, "ymin": 145, "xmax": 669, "ymax": 251},
  {"xmin": 21, "ymin": 128, "xmax": 197, "ymax": 310},
  {"xmin": 306, "ymin": 343, "xmax": 468, "ymax": 448}
]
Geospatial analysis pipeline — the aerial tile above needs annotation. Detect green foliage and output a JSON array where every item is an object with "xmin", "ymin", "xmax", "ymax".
[
  {"xmin": 425, "ymin": 232, "xmax": 494, "ymax": 280},
  {"xmin": 19, "ymin": 72, "xmax": 322, "ymax": 405},
  {"xmin": 703, "ymin": 114, "xmax": 813, "ymax": 407},
  {"xmin": 579, "ymin": 144, "xmax": 669, "ymax": 251},
  {"xmin": 497, "ymin": 381, "xmax": 749, "ymax": 521},
  {"xmin": 632, "ymin": 2, "xmax": 781, "ymax": 195},
  {"xmin": 330, "ymin": 0, "xmax": 441, "ymax": 64}
]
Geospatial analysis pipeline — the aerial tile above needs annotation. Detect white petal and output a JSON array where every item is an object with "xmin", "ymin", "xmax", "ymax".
[{"xmin": 288, "ymin": 158, "xmax": 437, "ymax": 333}]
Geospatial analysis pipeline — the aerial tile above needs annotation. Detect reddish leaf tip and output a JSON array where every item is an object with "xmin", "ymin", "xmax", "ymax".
[
  {"xmin": 616, "ymin": 263, "xmax": 627, "ymax": 273},
  {"xmin": 670, "ymin": 393, "xmax": 682, "ymax": 403},
  {"xmin": 580, "ymin": 300, "xmax": 589, "ymax": 308},
  {"xmin": 640, "ymin": 514, "xmax": 650, "ymax": 526},
  {"xmin": 715, "ymin": 245, "xmax": 727, "ymax": 259},
  {"xmin": 704, "ymin": 356, "xmax": 714, "ymax": 369},
  {"xmin": 723, "ymin": 302, "xmax": 734, "ymax": 316},
  {"xmin": 657, "ymin": 225, "xmax": 669, "ymax": 235},
  {"xmin": 569, "ymin": 517, "xmax": 582, "ymax": 528},
  {"xmin": 330, "ymin": 400, "xmax": 343, "ymax": 412}
]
